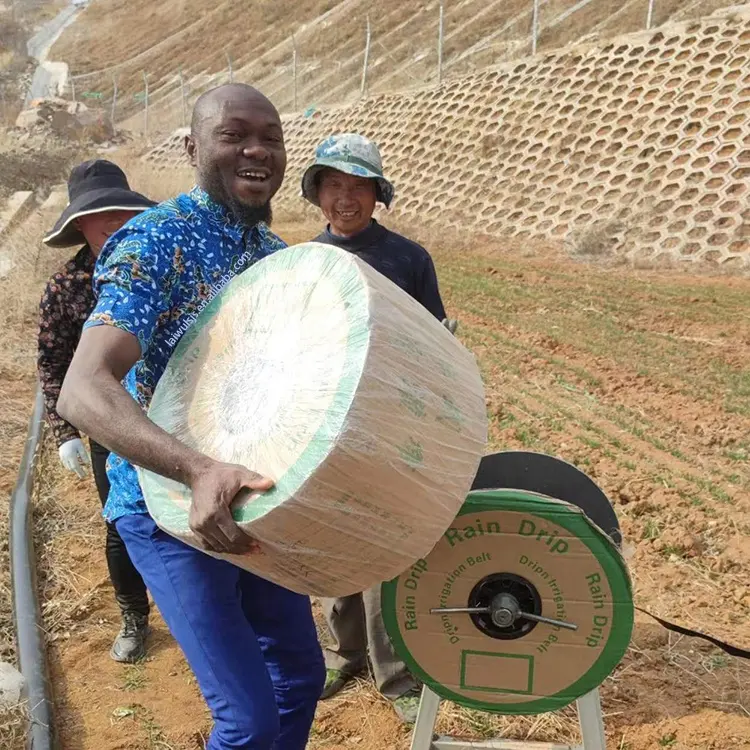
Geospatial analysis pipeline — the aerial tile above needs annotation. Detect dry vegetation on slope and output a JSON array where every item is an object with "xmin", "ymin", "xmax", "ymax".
[
  {"xmin": 1, "ymin": 155, "xmax": 749, "ymax": 749},
  {"xmin": 0, "ymin": 205, "xmax": 76, "ymax": 750},
  {"xmin": 51, "ymin": 0, "xmax": 744, "ymax": 136},
  {"xmin": 145, "ymin": 6, "xmax": 750, "ymax": 270}
]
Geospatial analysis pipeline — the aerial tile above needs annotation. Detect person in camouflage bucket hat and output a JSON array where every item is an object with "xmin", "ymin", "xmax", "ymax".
[
  {"xmin": 302, "ymin": 134, "xmax": 457, "ymax": 724},
  {"xmin": 301, "ymin": 132, "xmax": 395, "ymax": 212}
]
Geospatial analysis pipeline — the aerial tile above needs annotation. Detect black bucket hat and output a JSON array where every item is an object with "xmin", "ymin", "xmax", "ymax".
[{"xmin": 43, "ymin": 159, "xmax": 157, "ymax": 248}]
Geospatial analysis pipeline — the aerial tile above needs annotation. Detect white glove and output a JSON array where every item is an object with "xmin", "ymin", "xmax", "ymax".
[
  {"xmin": 442, "ymin": 318, "xmax": 458, "ymax": 335},
  {"xmin": 59, "ymin": 438, "xmax": 91, "ymax": 479}
]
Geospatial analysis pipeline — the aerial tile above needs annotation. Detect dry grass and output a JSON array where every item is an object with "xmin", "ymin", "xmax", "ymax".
[
  {"xmin": 115, "ymin": 148, "xmax": 193, "ymax": 202},
  {"xmin": 33, "ymin": 441, "xmax": 110, "ymax": 639},
  {"xmin": 0, "ymin": 145, "xmax": 190, "ymax": 749},
  {"xmin": 0, "ymin": 144, "xmax": 172, "ymax": 656},
  {"xmin": 0, "ymin": 704, "xmax": 29, "ymax": 750},
  {"xmin": 48, "ymin": 0, "xmax": 745, "ymax": 138},
  {"xmin": 0, "ymin": 10, "xmax": 30, "ymax": 128},
  {"xmin": 0, "ymin": 212, "xmax": 73, "ymax": 750},
  {"xmin": 0, "ymin": 143, "xmax": 749, "ymax": 747}
]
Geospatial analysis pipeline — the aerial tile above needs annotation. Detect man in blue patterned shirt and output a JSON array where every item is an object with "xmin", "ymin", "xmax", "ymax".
[{"xmin": 58, "ymin": 83, "xmax": 325, "ymax": 750}]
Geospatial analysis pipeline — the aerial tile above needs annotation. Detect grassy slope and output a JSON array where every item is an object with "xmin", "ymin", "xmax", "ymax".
[
  {"xmin": 50, "ymin": 0, "xmax": 741, "ymax": 135},
  {"xmin": 9, "ymin": 193, "xmax": 748, "ymax": 748}
]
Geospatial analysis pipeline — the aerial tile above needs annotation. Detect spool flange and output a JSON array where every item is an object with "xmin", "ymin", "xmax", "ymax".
[
  {"xmin": 382, "ymin": 489, "xmax": 633, "ymax": 715},
  {"xmin": 471, "ymin": 451, "xmax": 622, "ymax": 547}
]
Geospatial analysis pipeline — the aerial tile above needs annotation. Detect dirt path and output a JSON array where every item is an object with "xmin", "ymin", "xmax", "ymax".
[{"xmin": 2, "ymin": 220, "xmax": 750, "ymax": 750}]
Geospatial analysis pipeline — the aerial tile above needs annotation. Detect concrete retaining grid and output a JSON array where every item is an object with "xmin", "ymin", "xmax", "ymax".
[
  {"xmin": 0, "ymin": 191, "xmax": 36, "ymax": 279},
  {"xmin": 0, "ymin": 191, "xmax": 36, "ymax": 237},
  {"xmin": 143, "ymin": 6, "xmax": 750, "ymax": 271}
]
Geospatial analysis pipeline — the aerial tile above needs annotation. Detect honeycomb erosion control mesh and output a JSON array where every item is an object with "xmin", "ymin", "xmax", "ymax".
[{"xmin": 146, "ymin": 8, "xmax": 750, "ymax": 270}]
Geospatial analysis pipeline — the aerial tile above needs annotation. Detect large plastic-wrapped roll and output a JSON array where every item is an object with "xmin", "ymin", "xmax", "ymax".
[{"xmin": 137, "ymin": 241, "xmax": 488, "ymax": 597}]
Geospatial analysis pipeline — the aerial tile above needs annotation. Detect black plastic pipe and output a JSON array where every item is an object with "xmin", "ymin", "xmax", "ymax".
[{"xmin": 9, "ymin": 384, "xmax": 55, "ymax": 750}]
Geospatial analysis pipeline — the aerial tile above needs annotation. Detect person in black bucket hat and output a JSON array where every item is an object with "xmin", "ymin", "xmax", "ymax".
[
  {"xmin": 43, "ymin": 159, "xmax": 156, "ymax": 247},
  {"xmin": 37, "ymin": 159, "xmax": 156, "ymax": 663}
]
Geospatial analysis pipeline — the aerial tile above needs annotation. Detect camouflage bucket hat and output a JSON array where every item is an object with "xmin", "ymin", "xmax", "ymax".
[{"xmin": 301, "ymin": 133, "xmax": 395, "ymax": 209}]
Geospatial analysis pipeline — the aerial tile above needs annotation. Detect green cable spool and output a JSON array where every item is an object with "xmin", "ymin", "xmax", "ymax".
[{"xmin": 382, "ymin": 489, "xmax": 634, "ymax": 715}]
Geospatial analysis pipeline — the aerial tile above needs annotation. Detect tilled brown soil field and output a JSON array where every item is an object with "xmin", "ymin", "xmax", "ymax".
[{"xmin": 2, "ymin": 219, "xmax": 750, "ymax": 750}]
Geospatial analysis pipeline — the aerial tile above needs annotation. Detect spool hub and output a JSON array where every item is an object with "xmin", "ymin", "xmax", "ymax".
[{"xmin": 467, "ymin": 573, "xmax": 542, "ymax": 640}]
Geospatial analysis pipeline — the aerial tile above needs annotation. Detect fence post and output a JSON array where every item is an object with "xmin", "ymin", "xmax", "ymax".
[
  {"xmin": 70, "ymin": 78, "xmax": 76, "ymax": 102},
  {"xmin": 227, "ymin": 52, "xmax": 233, "ymax": 83},
  {"xmin": 179, "ymin": 68, "xmax": 187, "ymax": 127},
  {"xmin": 646, "ymin": 0, "xmax": 655, "ymax": 29},
  {"xmin": 531, "ymin": 0, "xmax": 540, "ymax": 55},
  {"xmin": 292, "ymin": 34, "xmax": 298, "ymax": 110},
  {"xmin": 437, "ymin": 1, "xmax": 445, "ymax": 85},
  {"xmin": 142, "ymin": 71, "xmax": 149, "ymax": 140},
  {"xmin": 361, "ymin": 15, "xmax": 371, "ymax": 98},
  {"xmin": 111, "ymin": 74, "xmax": 118, "ymax": 124}
]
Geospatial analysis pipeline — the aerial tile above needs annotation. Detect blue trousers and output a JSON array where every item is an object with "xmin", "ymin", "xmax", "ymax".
[{"xmin": 115, "ymin": 512, "xmax": 325, "ymax": 750}]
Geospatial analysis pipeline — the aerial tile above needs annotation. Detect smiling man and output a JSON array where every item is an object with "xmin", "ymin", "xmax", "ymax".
[
  {"xmin": 300, "ymin": 133, "xmax": 452, "ymax": 724},
  {"xmin": 57, "ymin": 83, "xmax": 325, "ymax": 750},
  {"xmin": 302, "ymin": 133, "xmax": 447, "ymax": 321}
]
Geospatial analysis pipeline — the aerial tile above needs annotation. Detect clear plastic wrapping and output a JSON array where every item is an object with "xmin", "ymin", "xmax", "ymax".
[{"xmin": 138, "ymin": 241, "xmax": 488, "ymax": 597}]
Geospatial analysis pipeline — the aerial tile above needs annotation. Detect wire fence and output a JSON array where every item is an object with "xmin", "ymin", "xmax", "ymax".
[{"xmin": 61, "ymin": 0, "xmax": 675, "ymax": 142}]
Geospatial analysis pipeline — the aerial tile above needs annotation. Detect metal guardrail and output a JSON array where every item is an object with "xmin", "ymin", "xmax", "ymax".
[{"xmin": 9, "ymin": 384, "xmax": 55, "ymax": 750}]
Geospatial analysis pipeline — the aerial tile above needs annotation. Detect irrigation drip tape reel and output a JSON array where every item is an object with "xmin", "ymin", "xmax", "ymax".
[
  {"xmin": 384, "ymin": 488, "xmax": 633, "ymax": 715},
  {"xmin": 383, "ymin": 452, "xmax": 633, "ymax": 717},
  {"xmin": 382, "ymin": 452, "xmax": 750, "ymax": 747}
]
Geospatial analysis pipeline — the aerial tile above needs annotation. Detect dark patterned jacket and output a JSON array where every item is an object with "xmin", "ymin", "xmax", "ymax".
[
  {"xmin": 313, "ymin": 219, "xmax": 447, "ymax": 320},
  {"xmin": 37, "ymin": 246, "xmax": 96, "ymax": 447}
]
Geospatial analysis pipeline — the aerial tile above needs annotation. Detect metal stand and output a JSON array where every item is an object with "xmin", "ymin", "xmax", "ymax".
[{"xmin": 409, "ymin": 686, "xmax": 606, "ymax": 750}]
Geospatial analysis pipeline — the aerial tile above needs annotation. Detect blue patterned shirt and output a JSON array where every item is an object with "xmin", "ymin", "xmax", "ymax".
[{"xmin": 83, "ymin": 186, "xmax": 287, "ymax": 522}]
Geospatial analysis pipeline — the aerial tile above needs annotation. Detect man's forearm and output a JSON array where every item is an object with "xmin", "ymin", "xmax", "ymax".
[{"xmin": 57, "ymin": 374, "xmax": 211, "ymax": 486}]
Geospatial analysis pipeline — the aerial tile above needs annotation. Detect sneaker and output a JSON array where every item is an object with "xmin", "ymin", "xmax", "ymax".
[
  {"xmin": 110, "ymin": 611, "xmax": 149, "ymax": 664},
  {"xmin": 321, "ymin": 668, "xmax": 360, "ymax": 700},
  {"xmin": 391, "ymin": 687, "xmax": 422, "ymax": 724}
]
